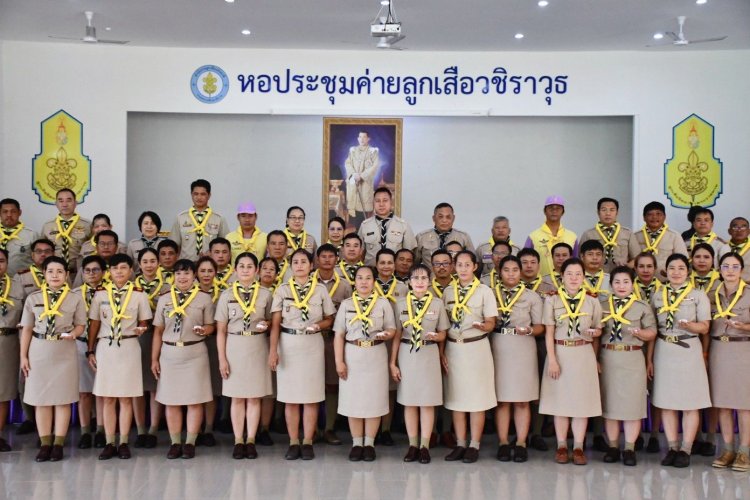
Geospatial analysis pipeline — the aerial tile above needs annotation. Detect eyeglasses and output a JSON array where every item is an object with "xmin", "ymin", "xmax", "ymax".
[
  {"xmin": 287, "ymin": 216, "xmax": 305, "ymax": 221},
  {"xmin": 731, "ymin": 225, "xmax": 749, "ymax": 231},
  {"xmin": 720, "ymin": 264, "xmax": 742, "ymax": 271},
  {"xmin": 432, "ymin": 262, "xmax": 451, "ymax": 268}
]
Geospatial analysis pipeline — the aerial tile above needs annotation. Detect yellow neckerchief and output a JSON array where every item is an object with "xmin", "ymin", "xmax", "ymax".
[
  {"xmin": 39, "ymin": 283, "xmax": 70, "ymax": 321},
  {"xmin": 88, "ymin": 235, "xmax": 97, "ymax": 252},
  {"xmin": 488, "ymin": 269, "xmax": 499, "ymax": 289},
  {"xmin": 375, "ymin": 276, "xmax": 398, "ymax": 302},
  {"xmin": 288, "ymin": 275, "xmax": 318, "ymax": 314},
  {"xmin": 54, "ymin": 213, "xmax": 80, "ymax": 245},
  {"xmin": 602, "ymin": 294, "xmax": 637, "ymax": 326},
  {"xmin": 488, "ymin": 236, "xmax": 515, "ymax": 249},
  {"xmin": 641, "ymin": 224, "xmax": 668, "ymax": 254},
  {"xmin": 494, "ymin": 282, "xmax": 524, "ymax": 316},
  {"xmin": 658, "ymin": 282, "xmax": 693, "ymax": 319},
  {"xmin": 595, "ymin": 222, "xmax": 621, "ymax": 257},
  {"xmin": 273, "ymin": 259, "xmax": 289, "ymax": 289},
  {"xmin": 713, "ymin": 280, "xmax": 747, "ymax": 320},
  {"xmin": 136, "ymin": 273, "xmax": 163, "ymax": 309},
  {"xmin": 0, "ymin": 222, "xmax": 24, "ymax": 248},
  {"xmin": 0, "ymin": 274, "xmax": 14, "ymax": 310},
  {"xmin": 232, "ymin": 280, "xmax": 260, "ymax": 321},
  {"xmin": 206, "ymin": 286, "xmax": 221, "ymax": 303},
  {"xmin": 315, "ymin": 270, "xmax": 341, "ymax": 298},
  {"xmin": 522, "ymin": 275, "xmax": 542, "ymax": 292},
  {"xmin": 338, "ymin": 260, "xmax": 362, "ymax": 285},
  {"xmin": 79, "ymin": 282, "xmax": 98, "ymax": 311},
  {"xmin": 284, "ymin": 227, "xmax": 308, "ymax": 251},
  {"xmin": 432, "ymin": 277, "xmax": 452, "ymax": 298},
  {"xmin": 690, "ymin": 269, "xmax": 720, "ymax": 292},
  {"xmin": 548, "ymin": 271, "xmax": 562, "ymax": 289},
  {"xmin": 234, "ymin": 226, "xmax": 263, "ymax": 252},
  {"xmin": 157, "ymin": 266, "xmax": 175, "ymax": 285},
  {"xmin": 349, "ymin": 291, "xmax": 378, "ymax": 333},
  {"xmin": 450, "ymin": 278, "xmax": 480, "ymax": 324},
  {"xmin": 689, "ymin": 231, "xmax": 717, "ymax": 252},
  {"xmin": 403, "ymin": 291, "xmax": 433, "ymax": 334},
  {"xmin": 167, "ymin": 285, "xmax": 200, "ymax": 319},
  {"xmin": 583, "ymin": 270, "xmax": 608, "ymax": 296},
  {"xmin": 542, "ymin": 223, "xmax": 568, "ymax": 253},
  {"xmin": 188, "ymin": 206, "xmax": 213, "ymax": 237},
  {"xmin": 729, "ymin": 239, "xmax": 750, "ymax": 257},
  {"xmin": 558, "ymin": 288, "xmax": 588, "ymax": 323},
  {"xmin": 214, "ymin": 265, "xmax": 234, "ymax": 290},
  {"xmin": 633, "ymin": 277, "xmax": 662, "ymax": 301},
  {"xmin": 106, "ymin": 281, "xmax": 135, "ymax": 341},
  {"xmin": 326, "ymin": 239, "xmax": 343, "ymax": 250},
  {"xmin": 30, "ymin": 264, "xmax": 45, "ymax": 288}
]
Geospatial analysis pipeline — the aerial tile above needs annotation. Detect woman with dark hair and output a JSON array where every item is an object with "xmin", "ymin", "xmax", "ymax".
[
  {"xmin": 284, "ymin": 206, "xmax": 317, "ymax": 256},
  {"xmin": 327, "ymin": 217, "xmax": 346, "ymax": 250},
  {"xmin": 126, "ymin": 211, "xmax": 165, "ymax": 273}
]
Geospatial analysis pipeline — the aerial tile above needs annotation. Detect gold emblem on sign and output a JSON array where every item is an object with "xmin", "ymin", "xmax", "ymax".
[{"xmin": 203, "ymin": 72, "xmax": 218, "ymax": 96}]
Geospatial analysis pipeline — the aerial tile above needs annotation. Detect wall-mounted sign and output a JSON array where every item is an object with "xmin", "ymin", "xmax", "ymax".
[{"xmin": 190, "ymin": 65, "xmax": 230, "ymax": 104}]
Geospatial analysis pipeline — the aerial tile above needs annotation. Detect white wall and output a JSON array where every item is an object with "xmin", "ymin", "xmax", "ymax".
[{"xmin": 2, "ymin": 41, "xmax": 749, "ymax": 243}]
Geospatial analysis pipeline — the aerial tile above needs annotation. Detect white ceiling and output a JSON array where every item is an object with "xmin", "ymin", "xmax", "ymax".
[{"xmin": 0, "ymin": 0, "xmax": 748, "ymax": 51}]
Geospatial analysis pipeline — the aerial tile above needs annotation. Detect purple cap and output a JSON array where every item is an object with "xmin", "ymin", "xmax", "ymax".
[
  {"xmin": 237, "ymin": 202, "xmax": 257, "ymax": 214},
  {"xmin": 544, "ymin": 195, "xmax": 565, "ymax": 207}
]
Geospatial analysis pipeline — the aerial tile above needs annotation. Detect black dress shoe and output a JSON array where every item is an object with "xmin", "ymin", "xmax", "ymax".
[
  {"xmin": 285, "ymin": 444, "xmax": 301, "ymax": 460},
  {"xmin": 445, "ymin": 446, "xmax": 466, "ymax": 461},
  {"xmin": 201, "ymin": 432, "xmax": 217, "ymax": 447},
  {"xmin": 301, "ymin": 444, "xmax": 315, "ymax": 460},
  {"xmin": 145, "ymin": 434, "xmax": 158, "ymax": 449},
  {"xmin": 379, "ymin": 431, "xmax": 394, "ymax": 446},
  {"xmin": 118, "ymin": 443, "xmax": 131, "ymax": 459},
  {"xmin": 0, "ymin": 438, "xmax": 10, "ymax": 452},
  {"xmin": 513, "ymin": 446, "xmax": 528, "ymax": 463},
  {"xmin": 77, "ymin": 433, "xmax": 92, "ymax": 449},
  {"xmin": 496, "ymin": 444, "xmax": 512, "ymax": 462},
  {"xmin": 98, "ymin": 443, "xmax": 117, "ymax": 460},
  {"xmin": 646, "ymin": 437, "xmax": 660, "ymax": 453},
  {"xmin": 622, "ymin": 449, "xmax": 637, "ymax": 466},
  {"xmin": 673, "ymin": 450, "xmax": 690, "ymax": 468},
  {"xmin": 362, "ymin": 445, "xmax": 376, "ymax": 461},
  {"xmin": 17, "ymin": 420, "xmax": 35, "ymax": 435},
  {"xmin": 593, "ymin": 435, "xmax": 609, "ymax": 452},
  {"xmin": 635, "ymin": 436, "xmax": 644, "ymax": 451},
  {"xmin": 323, "ymin": 430, "xmax": 342, "ymax": 446},
  {"xmin": 94, "ymin": 432, "xmax": 106, "ymax": 449},
  {"xmin": 35, "ymin": 445, "xmax": 51, "ymax": 462},
  {"xmin": 256, "ymin": 429, "xmax": 274, "ymax": 446},
  {"xmin": 700, "ymin": 442, "xmax": 716, "ymax": 457},
  {"xmin": 530, "ymin": 434, "xmax": 548, "ymax": 451},
  {"xmin": 603, "ymin": 447, "xmax": 620, "ymax": 463},
  {"xmin": 245, "ymin": 443, "xmax": 258, "ymax": 459},
  {"xmin": 462, "ymin": 447, "xmax": 479, "ymax": 463},
  {"xmin": 49, "ymin": 444, "xmax": 64, "ymax": 462},
  {"xmin": 349, "ymin": 446, "xmax": 364, "ymax": 461},
  {"xmin": 182, "ymin": 444, "xmax": 196, "ymax": 459},
  {"xmin": 661, "ymin": 449, "xmax": 678, "ymax": 466},
  {"xmin": 167, "ymin": 444, "xmax": 183, "ymax": 459},
  {"xmin": 232, "ymin": 443, "xmax": 246, "ymax": 459},
  {"xmin": 418, "ymin": 447, "xmax": 431, "ymax": 464},
  {"xmin": 403, "ymin": 446, "xmax": 419, "ymax": 462},
  {"xmin": 134, "ymin": 434, "xmax": 148, "ymax": 448}
]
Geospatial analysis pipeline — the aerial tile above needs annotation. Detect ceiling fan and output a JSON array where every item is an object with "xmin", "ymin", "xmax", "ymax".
[
  {"xmin": 650, "ymin": 16, "xmax": 727, "ymax": 46},
  {"xmin": 377, "ymin": 35, "xmax": 406, "ymax": 50},
  {"xmin": 48, "ymin": 11, "xmax": 129, "ymax": 45}
]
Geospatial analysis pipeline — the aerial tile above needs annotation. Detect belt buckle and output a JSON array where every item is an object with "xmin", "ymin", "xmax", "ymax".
[
  {"xmin": 665, "ymin": 335, "xmax": 677, "ymax": 343},
  {"xmin": 614, "ymin": 344, "xmax": 625, "ymax": 352},
  {"xmin": 242, "ymin": 331, "xmax": 252, "ymax": 336},
  {"xmin": 360, "ymin": 340, "xmax": 373, "ymax": 348},
  {"xmin": 563, "ymin": 340, "xmax": 576, "ymax": 347},
  {"xmin": 720, "ymin": 335, "xmax": 729, "ymax": 343},
  {"xmin": 455, "ymin": 337, "xmax": 464, "ymax": 344},
  {"xmin": 176, "ymin": 341, "xmax": 184, "ymax": 347},
  {"xmin": 46, "ymin": 334, "xmax": 57, "ymax": 341}
]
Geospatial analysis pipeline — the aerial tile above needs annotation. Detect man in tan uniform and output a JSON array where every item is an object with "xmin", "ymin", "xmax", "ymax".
[
  {"xmin": 0, "ymin": 198, "xmax": 38, "ymax": 276},
  {"xmin": 415, "ymin": 203, "xmax": 474, "ymax": 267},
  {"xmin": 717, "ymin": 217, "xmax": 750, "ymax": 282},
  {"xmin": 628, "ymin": 201, "xmax": 687, "ymax": 278},
  {"xmin": 358, "ymin": 187, "xmax": 417, "ymax": 266},
  {"xmin": 344, "ymin": 131, "xmax": 379, "ymax": 228},
  {"xmin": 41, "ymin": 188, "xmax": 91, "ymax": 272},
  {"xmin": 685, "ymin": 207, "xmax": 724, "ymax": 255},
  {"xmin": 170, "ymin": 179, "xmax": 229, "ymax": 261},
  {"xmin": 475, "ymin": 216, "xmax": 520, "ymax": 276},
  {"xmin": 579, "ymin": 197, "xmax": 633, "ymax": 274},
  {"xmin": 226, "ymin": 202, "xmax": 267, "ymax": 263}
]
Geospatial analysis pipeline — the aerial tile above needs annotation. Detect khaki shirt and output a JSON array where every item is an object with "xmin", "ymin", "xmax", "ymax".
[
  {"xmin": 579, "ymin": 224, "xmax": 633, "ymax": 273},
  {"xmin": 358, "ymin": 215, "xmax": 417, "ymax": 266},
  {"xmin": 376, "ymin": 278, "xmax": 409, "ymax": 309},
  {"xmin": 152, "ymin": 289, "xmax": 216, "ymax": 343},
  {"xmin": 685, "ymin": 234, "xmax": 725, "ymax": 256},
  {"xmin": 14, "ymin": 267, "xmax": 45, "ymax": 297},
  {"xmin": 77, "ymin": 240, "xmax": 128, "ymax": 270},
  {"xmin": 475, "ymin": 240, "xmax": 521, "ymax": 276},
  {"xmin": 395, "ymin": 294, "xmax": 450, "ymax": 340},
  {"xmin": 600, "ymin": 299, "xmax": 655, "ymax": 347},
  {"xmin": 0, "ymin": 275, "xmax": 26, "ymax": 328},
  {"xmin": 170, "ymin": 208, "xmax": 230, "ymax": 261},
  {"xmin": 717, "ymin": 242, "xmax": 750, "ymax": 283},
  {"xmin": 490, "ymin": 287, "xmax": 543, "ymax": 330},
  {"xmin": 126, "ymin": 237, "xmax": 167, "ymax": 272},
  {"xmin": 89, "ymin": 287, "xmax": 153, "ymax": 339},
  {"xmin": 344, "ymin": 146, "xmax": 378, "ymax": 214},
  {"xmin": 415, "ymin": 228, "xmax": 475, "ymax": 267},
  {"xmin": 542, "ymin": 293, "xmax": 603, "ymax": 341},
  {"xmin": 284, "ymin": 232, "xmax": 318, "ymax": 258},
  {"xmin": 709, "ymin": 284, "xmax": 750, "ymax": 339},
  {"xmin": 20, "ymin": 288, "xmax": 88, "ymax": 335},
  {"xmin": 522, "ymin": 276, "xmax": 557, "ymax": 299},
  {"xmin": 628, "ymin": 227, "xmax": 688, "ymax": 276},
  {"xmin": 41, "ymin": 215, "xmax": 91, "ymax": 269},
  {"xmin": 316, "ymin": 273, "xmax": 353, "ymax": 310},
  {"xmin": 214, "ymin": 285, "xmax": 273, "ymax": 333},
  {"xmin": 333, "ymin": 296, "xmax": 396, "ymax": 341},
  {"xmin": 583, "ymin": 271, "xmax": 612, "ymax": 305},
  {"xmin": 226, "ymin": 227, "xmax": 268, "ymax": 263},
  {"xmin": 1, "ymin": 225, "xmax": 38, "ymax": 276},
  {"xmin": 442, "ymin": 282, "xmax": 497, "ymax": 340},
  {"xmin": 651, "ymin": 287, "xmax": 711, "ymax": 335},
  {"xmin": 271, "ymin": 281, "xmax": 336, "ymax": 330}
]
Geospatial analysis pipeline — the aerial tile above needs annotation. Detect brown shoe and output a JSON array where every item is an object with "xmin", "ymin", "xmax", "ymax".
[
  {"xmin": 232, "ymin": 443, "xmax": 245, "ymax": 459},
  {"xmin": 118, "ymin": 443, "xmax": 131, "ymax": 459},
  {"xmin": 555, "ymin": 447, "xmax": 569, "ymax": 464},
  {"xmin": 445, "ymin": 446, "xmax": 466, "ymax": 461},
  {"xmin": 245, "ymin": 443, "xmax": 258, "ymax": 459},
  {"xmin": 182, "ymin": 444, "xmax": 196, "ymax": 459},
  {"xmin": 35, "ymin": 445, "xmax": 51, "ymax": 462},
  {"xmin": 323, "ymin": 430, "xmax": 342, "ymax": 446},
  {"xmin": 98, "ymin": 443, "xmax": 117, "ymax": 460},
  {"xmin": 301, "ymin": 444, "xmax": 315, "ymax": 460},
  {"xmin": 285, "ymin": 444, "xmax": 301, "ymax": 460},
  {"xmin": 167, "ymin": 444, "xmax": 182, "ymax": 459},
  {"xmin": 712, "ymin": 450, "xmax": 736, "ymax": 469},
  {"xmin": 441, "ymin": 432, "xmax": 457, "ymax": 449},
  {"xmin": 403, "ymin": 446, "xmax": 419, "ymax": 462},
  {"xmin": 362, "ymin": 445, "xmax": 376, "ymax": 461},
  {"xmin": 462, "ymin": 447, "xmax": 479, "ymax": 463},
  {"xmin": 572, "ymin": 448, "xmax": 587, "ymax": 465},
  {"xmin": 419, "ymin": 447, "xmax": 431, "ymax": 464},
  {"xmin": 732, "ymin": 451, "xmax": 750, "ymax": 472},
  {"xmin": 349, "ymin": 446, "xmax": 364, "ymax": 461},
  {"xmin": 49, "ymin": 444, "xmax": 64, "ymax": 462}
]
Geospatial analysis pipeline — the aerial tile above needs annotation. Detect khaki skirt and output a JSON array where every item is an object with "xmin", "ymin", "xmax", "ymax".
[
  {"xmin": 652, "ymin": 336, "xmax": 711, "ymax": 411},
  {"xmin": 539, "ymin": 343, "xmax": 601, "ymax": 418},
  {"xmin": 76, "ymin": 339, "xmax": 95, "ymax": 393},
  {"xmin": 491, "ymin": 333, "xmax": 539, "ymax": 403},
  {"xmin": 339, "ymin": 342, "xmax": 389, "ymax": 418},
  {"xmin": 206, "ymin": 334, "xmax": 222, "ymax": 396},
  {"xmin": 276, "ymin": 333, "xmax": 324, "ymax": 404},
  {"xmin": 323, "ymin": 332, "xmax": 338, "ymax": 386},
  {"xmin": 0, "ymin": 334, "xmax": 20, "ymax": 401},
  {"xmin": 223, "ymin": 333, "xmax": 272, "ymax": 399},
  {"xmin": 24, "ymin": 336, "xmax": 79, "ymax": 406},
  {"xmin": 93, "ymin": 337, "xmax": 143, "ymax": 398},
  {"xmin": 599, "ymin": 348, "xmax": 647, "ymax": 420},
  {"xmin": 710, "ymin": 340, "xmax": 750, "ymax": 410},
  {"xmin": 444, "ymin": 338, "xmax": 497, "ymax": 412},
  {"xmin": 156, "ymin": 342, "xmax": 213, "ymax": 406},
  {"xmin": 396, "ymin": 342, "xmax": 442, "ymax": 407},
  {"xmin": 139, "ymin": 328, "xmax": 157, "ymax": 392}
]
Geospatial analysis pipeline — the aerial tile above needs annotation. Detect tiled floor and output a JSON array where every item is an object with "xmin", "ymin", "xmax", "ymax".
[{"xmin": 1, "ymin": 429, "xmax": 749, "ymax": 499}]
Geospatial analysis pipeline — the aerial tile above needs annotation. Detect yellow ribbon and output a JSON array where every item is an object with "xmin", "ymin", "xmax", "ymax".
[
  {"xmin": 729, "ymin": 239, "xmax": 750, "ymax": 257},
  {"xmin": 0, "ymin": 223, "xmax": 24, "ymax": 248},
  {"xmin": 136, "ymin": 274, "xmax": 164, "ymax": 309},
  {"xmin": 690, "ymin": 269, "xmax": 720, "ymax": 292},
  {"xmin": 658, "ymin": 283, "xmax": 693, "ymax": 317},
  {"xmin": 432, "ymin": 278, "xmax": 447, "ymax": 298},
  {"xmin": 288, "ymin": 274, "xmax": 318, "ymax": 313},
  {"xmin": 403, "ymin": 291, "xmax": 433, "ymax": 334},
  {"xmin": 214, "ymin": 265, "xmax": 234, "ymax": 291},
  {"xmin": 375, "ymin": 278, "xmax": 398, "ymax": 303},
  {"xmin": 0, "ymin": 274, "xmax": 15, "ymax": 309},
  {"xmin": 39, "ymin": 283, "xmax": 70, "ymax": 321},
  {"xmin": 234, "ymin": 226, "xmax": 263, "ymax": 253},
  {"xmin": 30, "ymin": 265, "xmax": 45, "ymax": 288},
  {"xmin": 348, "ymin": 291, "xmax": 378, "ymax": 333},
  {"xmin": 89, "ymin": 235, "xmax": 97, "ymax": 252},
  {"xmin": 106, "ymin": 282, "xmax": 135, "ymax": 342},
  {"xmin": 641, "ymin": 224, "xmax": 668, "ymax": 254},
  {"xmin": 55, "ymin": 214, "xmax": 80, "ymax": 243},
  {"xmin": 488, "ymin": 237, "xmax": 515, "ymax": 249},
  {"xmin": 488, "ymin": 269, "xmax": 498, "ymax": 289},
  {"xmin": 338, "ymin": 260, "xmax": 362, "ymax": 285},
  {"xmin": 689, "ymin": 231, "xmax": 717, "ymax": 252},
  {"xmin": 80, "ymin": 283, "xmax": 95, "ymax": 311},
  {"xmin": 601, "ymin": 294, "xmax": 636, "ymax": 326},
  {"xmin": 522, "ymin": 276, "xmax": 542, "ymax": 292},
  {"xmin": 232, "ymin": 281, "xmax": 260, "ymax": 321},
  {"xmin": 284, "ymin": 227, "xmax": 308, "ymax": 251},
  {"xmin": 584, "ymin": 270, "xmax": 609, "ymax": 297},
  {"xmin": 188, "ymin": 207, "xmax": 213, "ymax": 236},
  {"xmin": 450, "ymin": 278, "xmax": 480, "ymax": 324},
  {"xmin": 713, "ymin": 280, "xmax": 747, "ymax": 319},
  {"xmin": 157, "ymin": 267, "xmax": 174, "ymax": 286},
  {"xmin": 549, "ymin": 272, "xmax": 562, "ymax": 289},
  {"xmin": 315, "ymin": 270, "xmax": 340, "ymax": 298},
  {"xmin": 633, "ymin": 277, "xmax": 662, "ymax": 301},
  {"xmin": 167, "ymin": 285, "xmax": 200, "ymax": 318},
  {"xmin": 273, "ymin": 259, "xmax": 290, "ymax": 290},
  {"xmin": 494, "ymin": 283, "xmax": 524, "ymax": 316},
  {"xmin": 595, "ymin": 222, "xmax": 621, "ymax": 262},
  {"xmin": 558, "ymin": 288, "xmax": 588, "ymax": 323}
]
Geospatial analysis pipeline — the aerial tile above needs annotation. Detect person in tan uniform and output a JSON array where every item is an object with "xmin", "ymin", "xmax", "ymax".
[
  {"xmin": 580, "ymin": 240, "xmax": 611, "ymax": 304},
  {"xmin": 210, "ymin": 238, "xmax": 236, "ymax": 292},
  {"xmin": 87, "ymin": 253, "xmax": 152, "ymax": 460},
  {"xmin": 326, "ymin": 217, "xmax": 346, "ymax": 250},
  {"xmin": 266, "ymin": 230, "xmax": 292, "ymax": 289},
  {"xmin": 358, "ymin": 187, "xmax": 417, "ymax": 266},
  {"xmin": 334, "ymin": 233, "xmax": 364, "ymax": 286},
  {"xmin": 479, "ymin": 241, "xmax": 512, "ymax": 288},
  {"xmin": 429, "ymin": 250, "xmax": 455, "ymax": 300},
  {"xmin": 416, "ymin": 203, "xmax": 474, "ymax": 267},
  {"xmin": 627, "ymin": 201, "xmax": 688, "ymax": 278},
  {"xmin": 72, "ymin": 230, "xmax": 120, "ymax": 288},
  {"xmin": 395, "ymin": 248, "xmax": 415, "ymax": 283},
  {"xmin": 283, "ymin": 206, "xmax": 317, "ymax": 257},
  {"xmin": 718, "ymin": 217, "xmax": 750, "ymax": 283},
  {"xmin": 540, "ymin": 242, "xmax": 573, "ymax": 291},
  {"xmin": 0, "ymin": 198, "xmax": 38, "ymax": 276},
  {"xmin": 0, "ymin": 248, "xmax": 25, "ymax": 451},
  {"xmin": 227, "ymin": 202, "xmax": 267, "ymax": 263},
  {"xmin": 685, "ymin": 207, "xmax": 724, "ymax": 255},
  {"xmin": 126, "ymin": 211, "xmax": 167, "ymax": 273},
  {"xmin": 476, "ymin": 216, "xmax": 520, "ymax": 276},
  {"xmin": 76, "ymin": 214, "xmax": 128, "ymax": 270},
  {"xmin": 518, "ymin": 248, "xmax": 556, "ymax": 297},
  {"xmin": 344, "ymin": 130, "xmax": 379, "ymax": 228},
  {"xmin": 41, "ymin": 188, "xmax": 91, "ymax": 273},
  {"xmin": 14, "ymin": 239, "xmax": 54, "ymax": 297},
  {"xmin": 157, "ymin": 240, "xmax": 179, "ymax": 286},
  {"xmin": 579, "ymin": 198, "xmax": 632, "ymax": 273},
  {"xmin": 257, "ymin": 256, "xmax": 282, "ymax": 443},
  {"xmin": 170, "ymin": 179, "xmax": 230, "ymax": 261}
]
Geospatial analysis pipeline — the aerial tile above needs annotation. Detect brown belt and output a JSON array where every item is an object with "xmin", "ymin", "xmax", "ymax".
[
  {"xmin": 346, "ymin": 339, "xmax": 385, "ymax": 348},
  {"xmin": 228, "ymin": 331, "xmax": 264, "ymax": 337},
  {"xmin": 712, "ymin": 335, "xmax": 750, "ymax": 343},
  {"xmin": 602, "ymin": 343, "xmax": 642, "ymax": 352},
  {"xmin": 400, "ymin": 339, "xmax": 437, "ymax": 346},
  {"xmin": 447, "ymin": 333, "xmax": 489, "ymax": 344},
  {"xmin": 281, "ymin": 327, "xmax": 318, "ymax": 335},
  {"xmin": 32, "ymin": 332, "xmax": 70, "ymax": 340},
  {"xmin": 0, "ymin": 327, "xmax": 19, "ymax": 336},
  {"xmin": 554, "ymin": 339, "xmax": 591, "ymax": 347},
  {"xmin": 163, "ymin": 339, "xmax": 205, "ymax": 347},
  {"xmin": 657, "ymin": 333, "xmax": 693, "ymax": 348}
]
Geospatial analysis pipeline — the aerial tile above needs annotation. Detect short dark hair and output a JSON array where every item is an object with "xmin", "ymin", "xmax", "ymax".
[
  {"xmin": 580, "ymin": 240, "xmax": 604, "ymax": 254},
  {"xmin": 259, "ymin": 257, "xmax": 280, "ymax": 274},
  {"xmin": 719, "ymin": 252, "xmax": 745, "ymax": 269},
  {"xmin": 396, "ymin": 248, "xmax": 415, "ymax": 260},
  {"xmin": 0, "ymin": 248, "xmax": 8, "ymax": 260},
  {"xmin": 551, "ymin": 242, "xmax": 574, "ymax": 255},
  {"xmin": 209, "ymin": 237, "xmax": 231, "ymax": 251},
  {"xmin": 665, "ymin": 253, "xmax": 690, "ymax": 270},
  {"xmin": 687, "ymin": 205, "xmax": 704, "ymax": 223},
  {"xmin": 634, "ymin": 252, "xmax": 657, "ymax": 268},
  {"xmin": 267, "ymin": 230, "xmax": 288, "ymax": 245},
  {"xmin": 690, "ymin": 242, "xmax": 715, "ymax": 260},
  {"xmin": 316, "ymin": 243, "xmax": 339, "ymax": 258},
  {"xmin": 454, "ymin": 250, "xmax": 477, "ymax": 264},
  {"xmin": 234, "ymin": 252, "xmax": 259, "ymax": 268},
  {"xmin": 290, "ymin": 248, "xmax": 313, "ymax": 263},
  {"xmin": 31, "ymin": 238, "xmax": 55, "ymax": 252},
  {"xmin": 499, "ymin": 255, "xmax": 522, "ymax": 270},
  {"xmin": 173, "ymin": 259, "xmax": 197, "ymax": 273},
  {"xmin": 190, "ymin": 179, "xmax": 211, "ymax": 193},
  {"xmin": 408, "ymin": 263, "xmax": 431, "ymax": 279},
  {"xmin": 92, "ymin": 213, "xmax": 112, "ymax": 226},
  {"xmin": 95, "ymin": 229, "xmax": 118, "ymax": 245},
  {"xmin": 42, "ymin": 255, "xmax": 68, "ymax": 271},
  {"xmin": 343, "ymin": 232, "xmax": 363, "ymax": 245},
  {"xmin": 517, "ymin": 248, "xmax": 540, "ymax": 262},
  {"xmin": 327, "ymin": 217, "xmax": 345, "ymax": 229},
  {"xmin": 642, "ymin": 201, "xmax": 665, "ymax": 216},
  {"xmin": 609, "ymin": 265, "xmax": 635, "ymax": 284},
  {"xmin": 491, "ymin": 241, "xmax": 513, "ymax": 254},
  {"xmin": 597, "ymin": 197, "xmax": 619, "ymax": 211},
  {"xmin": 0, "ymin": 198, "xmax": 20, "ymax": 210},
  {"xmin": 81, "ymin": 254, "xmax": 106, "ymax": 270},
  {"xmin": 434, "ymin": 202, "xmax": 454, "ymax": 213},
  {"xmin": 109, "ymin": 253, "xmax": 133, "ymax": 268},
  {"xmin": 286, "ymin": 206, "xmax": 305, "ymax": 218},
  {"xmin": 354, "ymin": 265, "xmax": 376, "ymax": 280},
  {"xmin": 137, "ymin": 247, "xmax": 159, "ymax": 263},
  {"xmin": 692, "ymin": 207, "xmax": 714, "ymax": 222},
  {"xmin": 55, "ymin": 188, "xmax": 76, "ymax": 199},
  {"xmin": 430, "ymin": 249, "xmax": 451, "ymax": 261},
  {"xmin": 560, "ymin": 257, "xmax": 585, "ymax": 275},
  {"xmin": 374, "ymin": 187, "xmax": 392, "ymax": 198},
  {"xmin": 157, "ymin": 239, "xmax": 179, "ymax": 253},
  {"xmin": 196, "ymin": 256, "xmax": 217, "ymax": 271},
  {"xmin": 376, "ymin": 248, "xmax": 396, "ymax": 262},
  {"xmin": 138, "ymin": 211, "xmax": 162, "ymax": 232}
]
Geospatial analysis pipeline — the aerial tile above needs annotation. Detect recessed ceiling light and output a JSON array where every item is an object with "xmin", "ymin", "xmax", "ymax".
[
  {"xmin": 241, "ymin": 29, "xmax": 251, "ymax": 35},
  {"xmin": 225, "ymin": 0, "xmax": 235, "ymax": 3},
  {"xmin": 696, "ymin": 0, "xmax": 707, "ymax": 4},
  {"xmin": 538, "ymin": 1, "xmax": 549, "ymax": 7},
  {"xmin": 653, "ymin": 33, "xmax": 664, "ymax": 40},
  {"xmin": 105, "ymin": 27, "xmax": 111, "ymax": 31},
  {"xmin": 515, "ymin": 33, "xmax": 524, "ymax": 39},
  {"xmin": 381, "ymin": 0, "xmax": 390, "ymax": 5}
]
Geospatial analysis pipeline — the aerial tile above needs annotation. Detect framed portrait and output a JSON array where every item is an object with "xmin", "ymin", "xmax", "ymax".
[{"xmin": 322, "ymin": 117, "xmax": 403, "ymax": 235}]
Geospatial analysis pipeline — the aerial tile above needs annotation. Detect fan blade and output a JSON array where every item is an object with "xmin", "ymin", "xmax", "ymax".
[
  {"xmin": 688, "ymin": 36, "xmax": 728, "ymax": 44},
  {"xmin": 665, "ymin": 31, "xmax": 680, "ymax": 41},
  {"xmin": 96, "ymin": 39, "xmax": 130, "ymax": 44},
  {"xmin": 388, "ymin": 35, "xmax": 405, "ymax": 44},
  {"xmin": 48, "ymin": 35, "xmax": 83, "ymax": 41}
]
